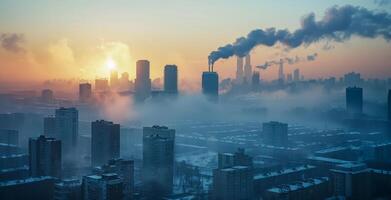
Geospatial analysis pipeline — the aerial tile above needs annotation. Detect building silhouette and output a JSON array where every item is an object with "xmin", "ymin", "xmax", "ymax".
[
  {"xmin": 29, "ymin": 135, "xmax": 61, "ymax": 178},
  {"xmin": 41, "ymin": 89, "xmax": 54, "ymax": 103},
  {"xmin": 244, "ymin": 54, "xmax": 252, "ymax": 83},
  {"xmin": 236, "ymin": 56, "xmax": 244, "ymax": 83},
  {"xmin": 43, "ymin": 116, "xmax": 56, "ymax": 138},
  {"xmin": 212, "ymin": 149, "xmax": 254, "ymax": 200},
  {"xmin": 346, "ymin": 87, "xmax": 363, "ymax": 117},
  {"xmin": 164, "ymin": 65, "xmax": 178, "ymax": 94},
  {"xmin": 82, "ymin": 173, "xmax": 123, "ymax": 200},
  {"xmin": 110, "ymin": 70, "xmax": 119, "ymax": 89},
  {"xmin": 55, "ymin": 107, "xmax": 78, "ymax": 160},
  {"xmin": 79, "ymin": 83, "xmax": 92, "ymax": 103},
  {"xmin": 262, "ymin": 121, "xmax": 288, "ymax": 146},
  {"xmin": 91, "ymin": 120, "xmax": 120, "ymax": 167},
  {"xmin": 293, "ymin": 69, "xmax": 300, "ymax": 82},
  {"xmin": 142, "ymin": 125, "xmax": 175, "ymax": 198},
  {"xmin": 54, "ymin": 179, "xmax": 82, "ymax": 200},
  {"xmin": 202, "ymin": 72, "xmax": 218, "ymax": 101},
  {"xmin": 94, "ymin": 79, "xmax": 109, "ymax": 92},
  {"xmin": 135, "ymin": 60, "xmax": 151, "ymax": 101}
]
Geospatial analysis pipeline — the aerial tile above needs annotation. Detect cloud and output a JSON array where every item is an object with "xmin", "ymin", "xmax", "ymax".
[
  {"xmin": 48, "ymin": 38, "xmax": 75, "ymax": 65},
  {"xmin": 0, "ymin": 33, "xmax": 25, "ymax": 53},
  {"xmin": 374, "ymin": 0, "xmax": 391, "ymax": 6},
  {"xmin": 208, "ymin": 5, "xmax": 391, "ymax": 65}
]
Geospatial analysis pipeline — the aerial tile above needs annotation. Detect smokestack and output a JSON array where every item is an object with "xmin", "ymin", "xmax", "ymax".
[{"xmin": 278, "ymin": 59, "xmax": 284, "ymax": 81}]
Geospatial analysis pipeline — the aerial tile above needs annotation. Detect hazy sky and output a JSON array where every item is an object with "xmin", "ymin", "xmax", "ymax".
[{"xmin": 0, "ymin": 0, "xmax": 390, "ymax": 84}]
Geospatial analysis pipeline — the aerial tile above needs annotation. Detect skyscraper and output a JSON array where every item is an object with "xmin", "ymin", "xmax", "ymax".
[
  {"xmin": 119, "ymin": 72, "xmax": 130, "ymax": 90},
  {"xmin": 142, "ymin": 125, "xmax": 175, "ymax": 198},
  {"xmin": 43, "ymin": 116, "xmax": 56, "ymax": 138},
  {"xmin": 79, "ymin": 83, "xmax": 92, "ymax": 102},
  {"xmin": 344, "ymin": 72, "xmax": 361, "ymax": 86},
  {"xmin": 278, "ymin": 59, "xmax": 284, "ymax": 81},
  {"xmin": 91, "ymin": 120, "xmax": 120, "ymax": 167},
  {"xmin": 236, "ymin": 56, "xmax": 244, "ymax": 83},
  {"xmin": 164, "ymin": 65, "xmax": 178, "ymax": 94},
  {"xmin": 346, "ymin": 87, "xmax": 363, "ymax": 117},
  {"xmin": 293, "ymin": 68, "xmax": 300, "ymax": 82},
  {"xmin": 202, "ymin": 71, "xmax": 219, "ymax": 101},
  {"xmin": 0, "ymin": 129, "xmax": 18, "ymax": 145},
  {"xmin": 55, "ymin": 107, "xmax": 78, "ymax": 159},
  {"xmin": 135, "ymin": 60, "xmax": 151, "ymax": 101},
  {"xmin": 251, "ymin": 71, "xmax": 260, "ymax": 91},
  {"xmin": 110, "ymin": 70, "xmax": 119, "ymax": 89},
  {"xmin": 29, "ymin": 135, "xmax": 61, "ymax": 178},
  {"xmin": 262, "ymin": 121, "xmax": 288, "ymax": 146},
  {"xmin": 244, "ymin": 54, "xmax": 252, "ymax": 83}
]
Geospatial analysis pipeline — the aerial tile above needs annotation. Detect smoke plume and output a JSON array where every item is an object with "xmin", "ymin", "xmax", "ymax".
[
  {"xmin": 0, "ymin": 33, "xmax": 25, "ymax": 53},
  {"xmin": 208, "ymin": 5, "xmax": 391, "ymax": 65},
  {"xmin": 256, "ymin": 53, "xmax": 318, "ymax": 70}
]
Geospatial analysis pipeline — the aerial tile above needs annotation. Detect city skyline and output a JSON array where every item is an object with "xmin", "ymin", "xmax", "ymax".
[{"xmin": 1, "ymin": 0, "xmax": 391, "ymax": 86}]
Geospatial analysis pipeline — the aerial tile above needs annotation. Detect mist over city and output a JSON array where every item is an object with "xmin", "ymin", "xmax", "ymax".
[{"xmin": 1, "ymin": 1, "xmax": 391, "ymax": 200}]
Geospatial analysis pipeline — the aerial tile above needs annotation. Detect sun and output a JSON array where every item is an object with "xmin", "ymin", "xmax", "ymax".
[{"xmin": 105, "ymin": 57, "xmax": 117, "ymax": 71}]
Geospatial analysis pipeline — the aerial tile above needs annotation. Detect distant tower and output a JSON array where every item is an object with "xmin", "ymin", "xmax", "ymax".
[
  {"xmin": 142, "ymin": 125, "xmax": 175, "ymax": 198},
  {"xmin": 346, "ymin": 87, "xmax": 363, "ymax": 117},
  {"xmin": 43, "ymin": 116, "xmax": 56, "ymax": 137},
  {"xmin": 79, "ymin": 83, "xmax": 92, "ymax": 102},
  {"xmin": 202, "ymin": 71, "xmax": 219, "ymax": 102},
  {"xmin": 95, "ymin": 79, "xmax": 109, "ymax": 92},
  {"xmin": 135, "ymin": 60, "xmax": 151, "ymax": 101},
  {"xmin": 164, "ymin": 65, "xmax": 178, "ymax": 94},
  {"xmin": 278, "ymin": 59, "xmax": 284, "ymax": 81},
  {"xmin": 244, "ymin": 54, "xmax": 252, "ymax": 83},
  {"xmin": 119, "ymin": 72, "xmax": 130, "ymax": 90},
  {"xmin": 29, "ymin": 135, "xmax": 61, "ymax": 178},
  {"xmin": 293, "ymin": 69, "xmax": 300, "ymax": 82},
  {"xmin": 41, "ymin": 89, "xmax": 54, "ymax": 103},
  {"xmin": 110, "ymin": 70, "xmax": 119, "ymax": 89},
  {"xmin": 287, "ymin": 73, "xmax": 293, "ymax": 82},
  {"xmin": 236, "ymin": 56, "xmax": 244, "ymax": 83},
  {"xmin": 55, "ymin": 107, "xmax": 78, "ymax": 160},
  {"xmin": 91, "ymin": 120, "xmax": 120, "ymax": 167},
  {"xmin": 251, "ymin": 72, "xmax": 260, "ymax": 91},
  {"xmin": 262, "ymin": 121, "xmax": 288, "ymax": 146}
]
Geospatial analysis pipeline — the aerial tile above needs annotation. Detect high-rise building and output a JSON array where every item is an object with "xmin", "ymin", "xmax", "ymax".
[
  {"xmin": 0, "ymin": 129, "xmax": 18, "ymax": 145},
  {"xmin": 91, "ymin": 120, "xmax": 120, "ymax": 167},
  {"xmin": 110, "ymin": 70, "xmax": 119, "ymax": 89},
  {"xmin": 119, "ymin": 72, "xmax": 130, "ymax": 91},
  {"xmin": 95, "ymin": 79, "xmax": 109, "ymax": 92},
  {"xmin": 93, "ymin": 159, "xmax": 134, "ymax": 199},
  {"xmin": 344, "ymin": 72, "xmax": 361, "ymax": 86},
  {"xmin": 43, "ymin": 116, "xmax": 56, "ymax": 138},
  {"xmin": 236, "ymin": 56, "xmax": 244, "ymax": 83},
  {"xmin": 79, "ymin": 83, "xmax": 92, "ymax": 102},
  {"xmin": 55, "ymin": 107, "xmax": 78, "ymax": 159},
  {"xmin": 202, "ymin": 72, "xmax": 219, "ymax": 101},
  {"xmin": 29, "ymin": 135, "xmax": 61, "ymax": 178},
  {"xmin": 287, "ymin": 73, "xmax": 293, "ymax": 82},
  {"xmin": 252, "ymin": 71, "xmax": 260, "ymax": 91},
  {"xmin": 262, "ymin": 121, "xmax": 288, "ymax": 146},
  {"xmin": 330, "ymin": 163, "xmax": 371, "ymax": 200},
  {"xmin": 135, "ymin": 60, "xmax": 152, "ymax": 101},
  {"xmin": 82, "ymin": 173, "xmax": 123, "ymax": 200},
  {"xmin": 41, "ymin": 89, "xmax": 54, "ymax": 103},
  {"xmin": 142, "ymin": 125, "xmax": 175, "ymax": 198},
  {"xmin": 388, "ymin": 89, "xmax": 391, "ymax": 121},
  {"xmin": 244, "ymin": 54, "xmax": 252, "ymax": 83},
  {"xmin": 164, "ymin": 65, "xmax": 178, "ymax": 94},
  {"xmin": 212, "ymin": 166, "xmax": 254, "ymax": 200},
  {"xmin": 346, "ymin": 87, "xmax": 363, "ymax": 117},
  {"xmin": 213, "ymin": 149, "xmax": 254, "ymax": 200},
  {"xmin": 54, "ymin": 179, "xmax": 82, "ymax": 200},
  {"xmin": 293, "ymin": 69, "xmax": 300, "ymax": 82},
  {"xmin": 278, "ymin": 60, "xmax": 284, "ymax": 81}
]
